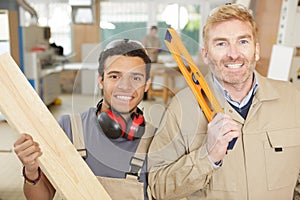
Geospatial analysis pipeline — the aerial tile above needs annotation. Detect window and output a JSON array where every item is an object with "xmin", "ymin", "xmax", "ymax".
[
  {"xmin": 72, "ymin": 6, "xmax": 94, "ymax": 24},
  {"xmin": 100, "ymin": 1, "xmax": 148, "ymax": 45},
  {"xmin": 100, "ymin": 1, "xmax": 201, "ymax": 56},
  {"xmin": 157, "ymin": 3, "xmax": 201, "ymax": 55},
  {"xmin": 0, "ymin": 10, "xmax": 10, "ymax": 55},
  {"xmin": 22, "ymin": 1, "xmax": 72, "ymax": 55}
]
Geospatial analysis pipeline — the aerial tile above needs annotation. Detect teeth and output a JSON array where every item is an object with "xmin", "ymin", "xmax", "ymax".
[
  {"xmin": 226, "ymin": 64, "xmax": 243, "ymax": 69},
  {"xmin": 116, "ymin": 96, "xmax": 132, "ymax": 101}
]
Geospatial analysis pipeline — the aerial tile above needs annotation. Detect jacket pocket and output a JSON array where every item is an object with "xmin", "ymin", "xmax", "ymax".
[{"xmin": 264, "ymin": 128, "xmax": 300, "ymax": 190}]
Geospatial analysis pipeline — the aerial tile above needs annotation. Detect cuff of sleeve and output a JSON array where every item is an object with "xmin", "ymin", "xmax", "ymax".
[
  {"xmin": 198, "ymin": 142, "xmax": 222, "ymax": 169},
  {"xmin": 207, "ymin": 155, "xmax": 222, "ymax": 168},
  {"xmin": 198, "ymin": 144, "xmax": 216, "ymax": 169}
]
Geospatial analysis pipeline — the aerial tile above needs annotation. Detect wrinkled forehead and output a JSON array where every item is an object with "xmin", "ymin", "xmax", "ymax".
[{"xmin": 207, "ymin": 19, "xmax": 254, "ymax": 39}]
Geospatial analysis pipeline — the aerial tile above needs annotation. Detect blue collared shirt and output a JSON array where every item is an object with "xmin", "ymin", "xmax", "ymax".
[{"xmin": 213, "ymin": 73, "xmax": 259, "ymax": 109}]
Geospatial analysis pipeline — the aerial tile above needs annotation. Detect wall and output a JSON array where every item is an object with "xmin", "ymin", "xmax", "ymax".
[
  {"xmin": 8, "ymin": 11, "xmax": 20, "ymax": 65},
  {"xmin": 0, "ymin": 1, "xmax": 20, "ymax": 65},
  {"xmin": 0, "ymin": 0, "xmax": 18, "ymax": 11},
  {"xmin": 75, "ymin": 0, "xmax": 283, "ymax": 75},
  {"xmin": 0, "ymin": 0, "xmax": 284, "ymax": 69},
  {"xmin": 255, "ymin": 0, "xmax": 282, "ymax": 76},
  {"xmin": 73, "ymin": 1, "xmax": 100, "ymax": 62}
]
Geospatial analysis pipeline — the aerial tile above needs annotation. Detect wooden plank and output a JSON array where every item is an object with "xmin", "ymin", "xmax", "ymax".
[{"xmin": 0, "ymin": 53, "xmax": 111, "ymax": 200}]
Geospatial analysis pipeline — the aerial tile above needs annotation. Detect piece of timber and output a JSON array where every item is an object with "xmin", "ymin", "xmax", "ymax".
[{"xmin": 0, "ymin": 53, "xmax": 111, "ymax": 199}]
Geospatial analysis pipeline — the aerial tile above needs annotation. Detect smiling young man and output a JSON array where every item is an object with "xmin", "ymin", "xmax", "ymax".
[
  {"xmin": 148, "ymin": 4, "xmax": 300, "ymax": 200},
  {"xmin": 14, "ymin": 39, "xmax": 156, "ymax": 199}
]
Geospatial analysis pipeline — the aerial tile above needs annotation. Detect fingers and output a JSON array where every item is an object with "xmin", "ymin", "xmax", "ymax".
[
  {"xmin": 14, "ymin": 133, "xmax": 42, "ymax": 172},
  {"xmin": 206, "ymin": 113, "xmax": 240, "ymax": 161},
  {"xmin": 15, "ymin": 141, "xmax": 41, "ymax": 165},
  {"xmin": 210, "ymin": 113, "xmax": 239, "ymax": 135},
  {"xmin": 210, "ymin": 113, "xmax": 238, "ymax": 132},
  {"xmin": 223, "ymin": 129, "xmax": 240, "ymax": 140},
  {"xmin": 14, "ymin": 133, "xmax": 32, "ymax": 147}
]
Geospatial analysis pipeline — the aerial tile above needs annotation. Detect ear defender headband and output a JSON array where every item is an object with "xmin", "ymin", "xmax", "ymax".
[{"xmin": 96, "ymin": 100, "xmax": 145, "ymax": 140}]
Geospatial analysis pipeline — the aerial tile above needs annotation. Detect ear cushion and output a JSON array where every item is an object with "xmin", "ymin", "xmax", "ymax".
[
  {"xmin": 97, "ymin": 103, "xmax": 145, "ymax": 140},
  {"xmin": 125, "ymin": 113, "xmax": 145, "ymax": 140},
  {"xmin": 98, "ymin": 110, "xmax": 126, "ymax": 139}
]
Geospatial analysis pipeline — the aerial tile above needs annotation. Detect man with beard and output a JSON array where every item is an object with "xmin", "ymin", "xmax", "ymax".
[
  {"xmin": 14, "ymin": 39, "xmax": 156, "ymax": 199},
  {"xmin": 148, "ymin": 4, "xmax": 300, "ymax": 200}
]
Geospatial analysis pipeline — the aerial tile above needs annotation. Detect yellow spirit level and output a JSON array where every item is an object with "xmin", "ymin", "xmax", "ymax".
[
  {"xmin": 164, "ymin": 28, "xmax": 237, "ymax": 150},
  {"xmin": 164, "ymin": 28, "xmax": 223, "ymax": 122}
]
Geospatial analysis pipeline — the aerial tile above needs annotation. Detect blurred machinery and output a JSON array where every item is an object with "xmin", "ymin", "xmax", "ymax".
[
  {"xmin": 268, "ymin": 0, "xmax": 300, "ymax": 89},
  {"xmin": 19, "ymin": 25, "xmax": 63, "ymax": 105}
]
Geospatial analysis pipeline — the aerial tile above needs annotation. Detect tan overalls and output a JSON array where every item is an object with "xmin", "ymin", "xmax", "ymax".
[{"xmin": 70, "ymin": 114, "xmax": 154, "ymax": 200}]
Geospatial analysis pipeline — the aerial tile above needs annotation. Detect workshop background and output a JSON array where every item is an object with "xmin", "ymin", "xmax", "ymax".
[{"xmin": 0, "ymin": 0, "xmax": 300, "ymax": 199}]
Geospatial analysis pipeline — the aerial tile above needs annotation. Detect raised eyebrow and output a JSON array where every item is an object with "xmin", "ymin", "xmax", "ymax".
[
  {"xmin": 238, "ymin": 34, "xmax": 253, "ymax": 40},
  {"xmin": 212, "ymin": 37, "xmax": 227, "ymax": 43},
  {"xmin": 106, "ymin": 71, "xmax": 121, "ymax": 75},
  {"xmin": 106, "ymin": 71, "xmax": 144, "ymax": 77},
  {"xmin": 131, "ymin": 72, "xmax": 145, "ymax": 77},
  {"xmin": 212, "ymin": 34, "xmax": 253, "ymax": 43}
]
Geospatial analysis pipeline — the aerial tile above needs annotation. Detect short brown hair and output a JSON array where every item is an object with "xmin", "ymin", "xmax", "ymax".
[
  {"xmin": 98, "ymin": 39, "xmax": 151, "ymax": 81},
  {"xmin": 202, "ymin": 4, "xmax": 258, "ymax": 47}
]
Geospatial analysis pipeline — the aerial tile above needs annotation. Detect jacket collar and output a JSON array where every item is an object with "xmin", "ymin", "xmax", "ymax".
[
  {"xmin": 253, "ymin": 71, "xmax": 280, "ymax": 102},
  {"xmin": 205, "ymin": 71, "xmax": 280, "ymax": 123},
  {"xmin": 205, "ymin": 70, "xmax": 280, "ymax": 105}
]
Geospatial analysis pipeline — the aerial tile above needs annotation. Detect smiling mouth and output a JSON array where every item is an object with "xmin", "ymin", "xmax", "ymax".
[
  {"xmin": 115, "ymin": 95, "xmax": 133, "ymax": 101},
  {"xmin": 225, "ymin": 63, "xmax": 243, "ymax": 69}
]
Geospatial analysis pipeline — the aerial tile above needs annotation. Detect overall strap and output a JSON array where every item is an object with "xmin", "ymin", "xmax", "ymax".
[
  {"xmin": 69, "ymin": 113, "xmax": 87, "ymax": 158},
  {"xmin": 126, "ymin": 124, "xmax": 156, "ymax": 180}
]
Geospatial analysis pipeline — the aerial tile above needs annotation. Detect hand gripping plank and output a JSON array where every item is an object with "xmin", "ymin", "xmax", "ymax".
[
  {"xmin": 164, "ymin": 28, "xmax": 237, "ymax": 150},
  {"xmin": 0, "ymin": 53, "xmax": 111, "ymax": 199}
]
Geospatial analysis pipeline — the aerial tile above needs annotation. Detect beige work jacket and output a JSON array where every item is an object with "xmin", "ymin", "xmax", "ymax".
[{"xmin": 148, "ymin": 71, "xmax": 300, "ymax": 200}]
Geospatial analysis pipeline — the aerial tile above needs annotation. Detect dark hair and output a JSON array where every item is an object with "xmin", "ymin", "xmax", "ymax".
[
  {"xmin": 98, "ymin": 39, "xmax": 151, "ymax": 80},
  {"xmin": 151, "ymin": 26, "xmax": 158, "ymax": 30}
]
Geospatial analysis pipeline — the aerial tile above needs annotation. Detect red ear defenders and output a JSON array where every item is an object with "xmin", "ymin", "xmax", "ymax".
[{"xmin": 96, "ymin": 100, "xmax": 145, "ymax": 140}]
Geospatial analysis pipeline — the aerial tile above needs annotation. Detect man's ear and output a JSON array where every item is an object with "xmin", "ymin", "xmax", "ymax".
[
  {"xmin": 201, "ymin": 47, "xmax": 209, "ymax": 65},
  {"xmin": 255, "ymin": 43, "xmax": 260, "ymax": 61},
  {"xmin": 144, "ymin": 78, "xmax": 151, "ymax": 92},
  {"xmin": 98, "ymin": 75, "xmax": 103, "ymax": 89}
]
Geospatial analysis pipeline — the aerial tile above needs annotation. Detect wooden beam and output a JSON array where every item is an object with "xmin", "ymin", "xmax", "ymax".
[
  {"xmin": 8, "ymin": 11, "xmax": 20, "ymax": 66},
  {"xmin": 0, "ymin": 53, "xmax": 111, "ymax": 200}
]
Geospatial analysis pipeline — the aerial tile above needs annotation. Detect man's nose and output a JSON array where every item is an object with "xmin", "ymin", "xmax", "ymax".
[
  {"xmin": 227, "ymin": 44, "xmax": 239, "ymax": 60},
  {"xmin": 117, "ymin": 77, "xmax": 133, "ymax": 89}
]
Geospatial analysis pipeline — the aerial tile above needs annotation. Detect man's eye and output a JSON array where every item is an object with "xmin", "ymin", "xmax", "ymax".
[
  {"xmin": 216, "ymin": 41, "xmax": 227, "ymax": 47},
  {"xmin": 240, "ymin": 39, "xmax": 249, "ymax": 45},
  {"xmin": 109, "ymin": 75, "xmax": 119, "ymax": 79},
  {"xmin": 132, "ymin": 76, "xmax": 142, "ymax": 81}
]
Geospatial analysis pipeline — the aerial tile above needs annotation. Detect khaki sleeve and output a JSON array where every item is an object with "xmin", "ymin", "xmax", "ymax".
[
  {"xmin": 294, "ymin": 172, "xmax": 300, "ymax": 200},
  {"xmin": 293, "ymin": 91, "xmax": 300, "ymax": 200},
  {"xmin": 147, "ymin": 94, "xmax": 214, "ymax": 200}
]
